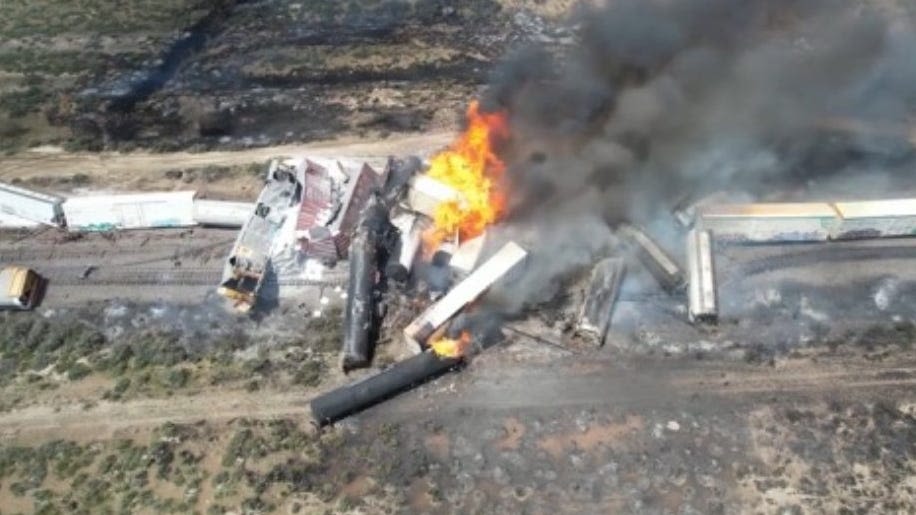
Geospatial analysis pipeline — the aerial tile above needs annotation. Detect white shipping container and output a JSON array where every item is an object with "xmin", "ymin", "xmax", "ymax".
[
  {"xmin": 833, "ymin": 199, "xmax": 916, "ymax": 239},
  {"xmin": 63, "ymin": 191, "xmax": 196, "ymax": 231},
  {"xmin": 696, "ymin": 203, "xmax": 838, "ymax": 242},
  {"xmin": 192, "ymin": 199, "xmax": 255, "ymax": 228},
  {"xmin": 0, "ymin": 182, "xmax": 63, "ymax": 226}
]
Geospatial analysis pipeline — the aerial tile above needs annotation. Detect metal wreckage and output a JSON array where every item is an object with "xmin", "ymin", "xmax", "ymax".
[{"xmin": 213, "ymin": 102, "xmax": 916, "ymax": 426}]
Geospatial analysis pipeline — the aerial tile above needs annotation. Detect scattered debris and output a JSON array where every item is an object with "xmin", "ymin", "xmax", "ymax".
[
  {"xmin": 80, "ymin": 265, "xmax": 97, "ymax": 279},
  {"xmin": 404, "ymin": 241, "xmax": 528, "ymax": 353},
  {"xmin": 296, "ymin": 158, "xmax": 384, "ymax": 264},
  {"xmin": 575, "ymin": 257, "xmax": 626, "ymax": 346}
]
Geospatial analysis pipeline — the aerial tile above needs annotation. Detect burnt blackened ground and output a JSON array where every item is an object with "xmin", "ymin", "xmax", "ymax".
[
  {"xmin": 46, "ymin": 0, "xmax": 568, "ymax": 152},
  {"xmin": 592, "ymin": 237, "xmax": 916, "ymax": 364},
  {"xmin": 0, "ymin": 0, "xmax": 570, "ymax": 153},
  {"xmin": 303, "ymin": 348, "xmax": 916, "ymax": 514}
]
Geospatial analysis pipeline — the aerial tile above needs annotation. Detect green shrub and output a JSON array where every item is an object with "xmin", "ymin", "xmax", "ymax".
[
  {"xmin": 292, "ymin": 360, "xmax": 323, "ymax": 387},
  {"xmin": 113, "ymin": 377, "xmax": 131, "ymax": 395},
  {"xmin": 163, "ymin": 367, "xmax": 191, "ymax": 389},
  {"xmin": 0, "ymin": 86, "xmax": 50, "ymax": 118},
  {"xmin": 66, "ymin": 362, "xmax": 92, "ymax": 381}
]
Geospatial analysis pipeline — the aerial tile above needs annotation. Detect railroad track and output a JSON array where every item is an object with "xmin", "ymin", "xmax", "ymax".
[
  {"xmin": 722, "ymin": 243, "xmax": 916, "ymax": 284},
  {"xmin": 40, "ymin": 266, "xmax": 348, "ymax": 288},
  {"xmin": 0, "ymin": 237, "xmax": 236, "ymax": 264}
]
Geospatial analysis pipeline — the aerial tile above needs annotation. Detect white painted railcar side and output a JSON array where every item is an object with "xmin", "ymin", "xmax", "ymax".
[
  {"xmin": 696, "ymin": 202, "xmax": 838, "ymax": 242},
  {"xmin": 686, "ymin": 229, "xmax": 717, "ymax": 324},
  {"xmin": 192, "ymin": 199, "xmax": 255, "ymax": 228},
  {"xmin": 833, "ymin": 199, "xmax": 916, "ymax": 239},
  {"xmin": 0, "ymin": 182, "xmax": 64, "ymax": 226},
  {"xmin": 63, "ymin": 191, "xmax": 196, "ymax": 232}
]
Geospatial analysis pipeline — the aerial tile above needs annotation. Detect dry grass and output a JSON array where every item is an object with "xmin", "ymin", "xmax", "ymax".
[{"xmin": 0, "ymin": 0, "xmax": 208, "ymax": 38}]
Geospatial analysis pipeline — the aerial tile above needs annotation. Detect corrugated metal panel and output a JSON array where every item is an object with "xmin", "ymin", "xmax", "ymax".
[
  {"xmin": 0, "ymin": 182, "xmax": 63, "ymax": 226},
  {"xmin": 192, "ymin": 199, "xmax": 254, "ymax": 228},
  {"xmin": 302, "ymin": 237, "xmax": 339, "ymax": 262},
  {"xmin": 293, "ymin": 158, "xmax": 385, "ymax": 260},
  {"xmin": 333, "ymin": 232, "xmax": 350, "ymax": 260},
  {"xmin": 63, "ymin": 191, "xmax": 196, "ymax": 231}
]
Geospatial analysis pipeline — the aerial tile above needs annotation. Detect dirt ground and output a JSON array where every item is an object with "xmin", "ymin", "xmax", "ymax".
[
  {"xmin": 0, "ymin": 131, "xmax": 453, "ymax": 199},
  {"xmin": 0, "ymin": 336, "xmax": 914, "ymax": 513}
]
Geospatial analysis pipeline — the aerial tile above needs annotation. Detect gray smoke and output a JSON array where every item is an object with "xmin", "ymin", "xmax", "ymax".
[{"xmin": 483, "ymin": 0, "xmax": 916, "ymax": 312}]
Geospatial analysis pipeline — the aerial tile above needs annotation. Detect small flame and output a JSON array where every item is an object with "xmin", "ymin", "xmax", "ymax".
[
  {"xmin": 423, "ymin": 100, "xmax": 509, "ymax": 250},
  {"xmin": 430, "ymin": 331, "xmax": 472, "ymax": 359}
]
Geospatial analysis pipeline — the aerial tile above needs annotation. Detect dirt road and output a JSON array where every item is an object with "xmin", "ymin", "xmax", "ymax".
[
  {"xmin": 0, "ymin": 131, "xmax": 453, "ymax": 184},
  {"xmin": 1, "ymin": 348, "xmax": 912, "ymax": 441}
]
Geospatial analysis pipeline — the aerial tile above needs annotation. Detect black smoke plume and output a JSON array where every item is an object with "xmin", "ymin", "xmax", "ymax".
[{"xmin": 483, "ymin": 0, "xmax": 916, "ymax": 311}]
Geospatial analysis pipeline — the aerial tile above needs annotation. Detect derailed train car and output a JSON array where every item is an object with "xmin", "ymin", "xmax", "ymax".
[
  {"xmin": 0, "ymin": 182, "xmax": 64, "ymax": 227},
  {"xmin": 217, "ymin": 160, "xmax": 302, "ymax": 312}
]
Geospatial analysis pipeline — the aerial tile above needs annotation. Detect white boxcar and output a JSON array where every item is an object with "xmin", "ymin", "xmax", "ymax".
[
  {"xmin": 832, "ymin": 199, "xmax": 916, "ymax": 239},
  {"xmin": 63, "ymin": 191, "xmax": 196, "ymax": 231},
  {"xmin": 0, "ymin": 182, "xmax": 63, "ymax": 226},
  {"xmin": 192, "ymin": 199, "xmax": 255, "ymax": 228},
  {"xmin": 696, "ymin": 203, "xmax": 838, "ymax": 242}
]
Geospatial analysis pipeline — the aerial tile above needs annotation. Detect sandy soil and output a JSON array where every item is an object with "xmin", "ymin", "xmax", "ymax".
[
  {"xmin": 0, "ymin": 347, "xmax": 912, "ymax": 442},
  {"xmin": 0, "ymin": 131, "xmax": 454, "ymax": 198}
]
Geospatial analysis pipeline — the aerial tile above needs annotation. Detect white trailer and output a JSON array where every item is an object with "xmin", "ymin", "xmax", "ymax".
[
  {"xmin": 192, "ymin": 199, "xmax": 255, "ymax": 228},
  {"xmin": 833, "ymin": 199, "xmax": 916, "ymax": 239},
  {"xmin": 63, "ymin": 191, "xmax": 196, "ymax": 232},
  {"xmin": 696, "ymin": 202, "xmax": 838, "ymax": 242},
  {"xmin": 0, "ymin": 182, "xmax": 63, "ymax": 226}
]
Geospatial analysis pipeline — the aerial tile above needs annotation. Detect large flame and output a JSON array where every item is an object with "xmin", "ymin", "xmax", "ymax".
[
  {"xmin": 430, "ymin": 331, "xmax": 472, "ymax": 359},
  {"xmin": 424, "ymin": 100, "xmax": 509, "ymax": 249}
]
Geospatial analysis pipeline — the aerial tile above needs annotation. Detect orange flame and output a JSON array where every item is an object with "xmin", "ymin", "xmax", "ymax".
[
  {"xmin": 430, "ymin": 331, "xmax": 472, "ymax": 359},
  {"xmin": 424, "ymin": 100, "xmax": 509, "ymax": 250}
]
